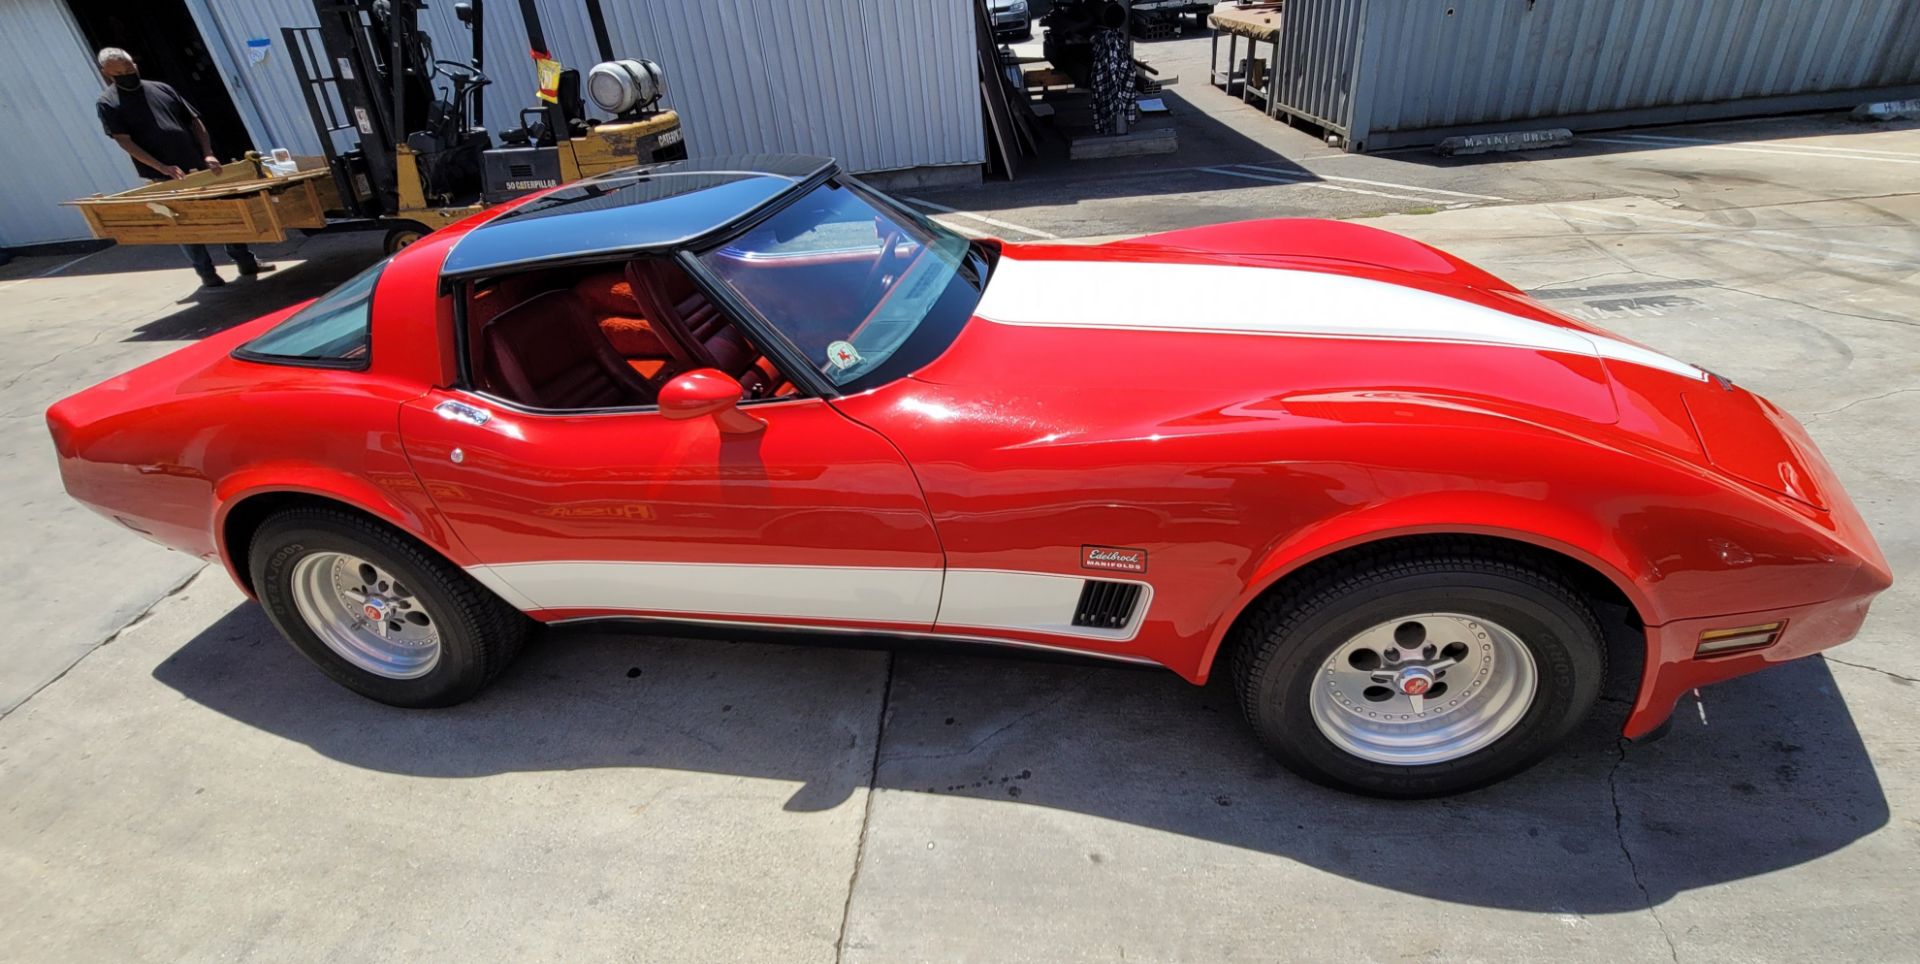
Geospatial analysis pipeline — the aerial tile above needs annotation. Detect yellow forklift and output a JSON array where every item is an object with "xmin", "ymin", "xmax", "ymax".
[{"xmin": 68, "ymin": 0, "xmax": 684, "ymax": 254}]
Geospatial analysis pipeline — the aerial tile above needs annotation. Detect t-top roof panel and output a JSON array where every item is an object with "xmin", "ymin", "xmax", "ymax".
[{"xmin": 441, "ymin": 154, "xmax": 834, "ymax": 278}]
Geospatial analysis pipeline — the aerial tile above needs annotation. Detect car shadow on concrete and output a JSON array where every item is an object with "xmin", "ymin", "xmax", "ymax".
[
  {"xmin": 154, "ymin": 602, "xmax": 1887, "ymax": 914},
  {"xmin": 122, "ymin": 237, "xmax": 382, "ymax": 343}
]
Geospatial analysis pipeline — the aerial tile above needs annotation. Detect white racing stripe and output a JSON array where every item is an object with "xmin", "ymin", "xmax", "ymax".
[
  {"xmin": 472, "ymin": 561, "xmax": 943, "ymax": 624},
  {"xmin": 469, "ymin": 561, "xmax": 1150, "ymax": 642},
  {"xmin": 972, "ymin": 254, "xmax": 1708, "ymax": 380},
  {"xmin": 939, "ymin": 570, "xmax": 1150, "ymax": 642}
]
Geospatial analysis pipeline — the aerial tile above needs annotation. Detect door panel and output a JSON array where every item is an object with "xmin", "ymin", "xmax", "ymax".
[{"xmin": 399, "ymin": 392, "xmax": 946, "ymax": 628}]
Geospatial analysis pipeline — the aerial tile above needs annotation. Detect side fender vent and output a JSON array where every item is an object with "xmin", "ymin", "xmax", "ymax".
[{"xmin": 1073, "ymin": 580, "xmax": 1143, "ymax": 629}]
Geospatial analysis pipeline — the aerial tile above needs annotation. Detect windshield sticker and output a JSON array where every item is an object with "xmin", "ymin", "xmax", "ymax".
[{"xmin": 826, "ymin": 340, "xmax": 863, "ymax": 371}]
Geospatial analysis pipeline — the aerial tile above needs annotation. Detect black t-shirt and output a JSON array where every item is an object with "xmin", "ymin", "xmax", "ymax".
[{"xmin": 97, "ymin": 80, "xmax": 204, "ymax": 180}]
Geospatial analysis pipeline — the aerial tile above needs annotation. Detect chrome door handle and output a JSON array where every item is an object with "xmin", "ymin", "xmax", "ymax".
[{"xmin": 434, "ymin": 399, "xmax": 492, "ymax": 426}]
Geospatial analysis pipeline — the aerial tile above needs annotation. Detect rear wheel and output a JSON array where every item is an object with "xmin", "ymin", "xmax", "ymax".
[
  {"xmin": 1230, "ymin": 547, "xmax": 1604, "ymax": 797},
  {"xmin": 250, "ymin": 507, "xmax": 528, "ymax": 707}
]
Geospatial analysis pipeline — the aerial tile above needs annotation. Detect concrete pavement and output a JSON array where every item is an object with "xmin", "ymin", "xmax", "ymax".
[
  {"xmin": 0, "ymin": 237, "xmax": 375, "ymax": 714},
  {"xmin": 2, "ymin": 95, "xmax": 1917, "ymax": 962}
]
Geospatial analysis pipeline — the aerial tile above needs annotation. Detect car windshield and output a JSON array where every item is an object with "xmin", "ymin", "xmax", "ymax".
[
  {"xmin": 696, "ymin": 179, "xmax": 985, "ymax": 391},
  {"xmin": 238, "ymin": 259, "xmax": 388, "ymax": 364}
]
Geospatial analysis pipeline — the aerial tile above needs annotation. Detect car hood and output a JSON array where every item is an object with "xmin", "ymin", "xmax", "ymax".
[{"xmin": 910, "ymin": 227, "xmax": 1712, "ymax": 432}]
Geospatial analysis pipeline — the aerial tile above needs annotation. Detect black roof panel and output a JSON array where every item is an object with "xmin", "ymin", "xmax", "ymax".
[{"xmin": 441, "ymin": 154, "xmax": 834, "ymax": 278}]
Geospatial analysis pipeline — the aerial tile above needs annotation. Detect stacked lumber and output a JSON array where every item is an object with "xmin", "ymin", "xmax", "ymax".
[{"xmin": 974, "ymin": 0, "xmax": 1041, "ymax": 177}]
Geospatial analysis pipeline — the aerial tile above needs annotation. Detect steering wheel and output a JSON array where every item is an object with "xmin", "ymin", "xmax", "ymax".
[
  {"xmin": 845, "ymin": 236, "xmax": 927, "ymax": 347},
  {"xmin": 855, "ymin": 230, "xmax": 905, "ymax": 311},
  {"xmin": 433, "ymin": 60, "xmax": 490, "ymax": 88}
]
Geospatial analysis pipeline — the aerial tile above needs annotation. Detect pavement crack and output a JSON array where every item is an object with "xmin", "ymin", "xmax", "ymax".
[
  {"xmin": 834, "ymin": 650, "xmax": 894, "ymax": 964},
  {"xmin": 1823, "ymin": 654, "xmax": 1920, "ymax": 684},
  {"xmin": 0, "ymin": 325, "xmax": 115, "ymax": 395},
  {"xmin": 1530, "ymin": 270, "xmax": 1637, "ymax": 292},
  {"xmin": 0, "ymin": 564, "xmax": 204, "ymax": 723},
  {"xmin": 1707, "ymin": 283, "xmax": 1920, "ymax": 332},
  {"xmin": 888, "ymin": 670, "xmax": 1093, "ymax": 763},
  {"xmin": 1802, "ymin": 386, "xmax": 1920, "ymax": 423},
  {"xmin": 1544, "ymin": 205, "xmax": 1662, "ymax": 278},
  {"xmin": 1610, "ymin": 738, "xmax": 1680, "ymax": 964}
]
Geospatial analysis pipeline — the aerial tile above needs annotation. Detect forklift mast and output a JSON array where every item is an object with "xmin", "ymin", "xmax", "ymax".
[
  {"xmin": 516, "ymin": 0, "xmax": 615, "ymax": 64},
  {"xmin": 287, "ymin": 0, "xmax": 442, "ymax": 216},
  {"xmin": 283, "ymin": 0, "xmax": 682, "ymax": 222}
]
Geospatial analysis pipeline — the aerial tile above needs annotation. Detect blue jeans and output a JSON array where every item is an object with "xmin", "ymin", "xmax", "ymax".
[{"xmin": 181, "ymin": 243, "xmax": 256, "ymax": 276}]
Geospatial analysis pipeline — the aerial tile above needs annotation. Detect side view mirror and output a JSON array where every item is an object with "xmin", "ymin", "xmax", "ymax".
[{"xmin": 659, "ymin": 368, "xmax": 765, "ymax": 435}]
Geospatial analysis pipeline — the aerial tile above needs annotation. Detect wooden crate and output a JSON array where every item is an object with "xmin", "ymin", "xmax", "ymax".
[{"xmin": 65, "ymin": 155, "xmax": 340, "ymax": 246}]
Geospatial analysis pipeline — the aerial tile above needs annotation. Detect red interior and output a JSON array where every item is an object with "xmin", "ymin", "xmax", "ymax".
[
  {"xmin": 467, "ymin": 259, "xmax": 796, "ymax": 410},
  {"xmin": 479, "ymin": 290, "xmax": 656, "ymax": 409},
  {"xmin": 629, "ymin": 261, "xmax": 793, "ymax": 399}
]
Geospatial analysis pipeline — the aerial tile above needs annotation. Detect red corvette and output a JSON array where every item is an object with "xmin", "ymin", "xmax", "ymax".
[{"xmin": 48, "ymin": 156, "xmax": 1890, "ymax": 796}]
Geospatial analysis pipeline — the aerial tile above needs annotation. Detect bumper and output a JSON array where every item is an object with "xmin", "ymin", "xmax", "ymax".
[
  {"xmin": 1625, "ymin": 561, "xmax": 1890, "ymax": 739},
  {"xmin": 993, "ymin": 14, "xmax": 1031, "ymax": 36}
]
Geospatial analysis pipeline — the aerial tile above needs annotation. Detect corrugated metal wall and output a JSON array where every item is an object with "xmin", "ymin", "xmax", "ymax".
[
  {"xmin": 529, "ymin": 0, "xmax": 984, "ymax": 173},
  {"xmin": 1355, "ymin": 0, "xmax": 1920, "ymax": 148},
  {"xmin": 188, "ymin": 0, "xmax": 982, "ymax": 174},
  {"xmin": 1268, "ymin": 0, "xmax": 1363, "ymax": 137},
  {"xmin": 0, "ymin": 0, "xmax": 147, "ymax": 247},
  {"xmin": 4, "ymin": 0, "xmax": 980, "ymax": 245},
  {"xmin": 186, "ymin": 0, "xmax": 547, "ymax": 158},
  {"xmin": 1272, "ymin": 0, "xmax": 1920, "ymax": 152},
  {"xmin": 184, "ymin": 0, "xmax": 322, "ymax": 156}
]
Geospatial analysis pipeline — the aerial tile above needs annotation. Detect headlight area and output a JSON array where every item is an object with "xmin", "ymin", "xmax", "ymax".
[{"xmin": 1682, "ymin": 387, "xmax": 1828, "ymax": 510}]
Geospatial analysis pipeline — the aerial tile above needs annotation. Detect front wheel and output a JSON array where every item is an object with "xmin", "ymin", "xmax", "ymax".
[
  {"xmin": 1230, "ymin": 548, "xmax": 1605, "ymax": 797},
  {"xmin": 250, "ymin": 507, "xmax": 529, "ymax": 707},
  {"xmin": 382, "ymin": 224, "xmax": 427, "ymax": 255}
]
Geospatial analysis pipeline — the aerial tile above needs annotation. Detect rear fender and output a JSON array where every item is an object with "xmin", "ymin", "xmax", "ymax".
[{"xmin": 212, "ymin": 464, "xmax": 473, "ymax": 595}]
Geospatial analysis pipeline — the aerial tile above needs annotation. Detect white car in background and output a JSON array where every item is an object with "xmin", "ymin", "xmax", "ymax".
[{"xmin": 991, "ymin": 0, "xmax": 1033, "ymax": 40}]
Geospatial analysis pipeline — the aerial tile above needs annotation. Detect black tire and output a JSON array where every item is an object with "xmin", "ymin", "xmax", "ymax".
[
  {"xmin": 1229, "ymin": 545, "xmax": 1605, "ymax": 797},
  {"xmin": 382, "ymin": 224, "xmax": 427, "ymax": 255},
  {"xmin": 250, "ymin": 507, "xmax": 529, "ymax": 707}
]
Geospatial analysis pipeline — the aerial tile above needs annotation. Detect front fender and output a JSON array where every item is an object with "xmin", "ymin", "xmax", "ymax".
[{"xmin": 1195, "ymin": 490, "xmax": 1658, "ymax": 680}]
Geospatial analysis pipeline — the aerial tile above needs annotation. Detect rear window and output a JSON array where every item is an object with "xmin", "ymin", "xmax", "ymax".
[{"xmin": 236, "ymin": 259, "xmax": 388, "ymax": 366}]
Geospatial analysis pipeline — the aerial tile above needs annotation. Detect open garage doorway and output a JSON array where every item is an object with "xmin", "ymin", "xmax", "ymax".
[{"xmin": 65, "ymin": 0, "xmax": 251, "ymax": 163}]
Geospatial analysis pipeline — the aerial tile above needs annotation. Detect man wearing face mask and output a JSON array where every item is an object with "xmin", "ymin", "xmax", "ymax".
[{"xmin": 95, "ymin": 47, "xmax": 273, "ymax": 288}]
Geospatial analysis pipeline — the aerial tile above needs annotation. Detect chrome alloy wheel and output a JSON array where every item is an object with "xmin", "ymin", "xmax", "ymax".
[
  {"xmin": 1308, "ymin": 612, "xmax": 1537, "ymax": 766},
  {"xmin": 288, "ymin": 551, "xmax": 441, "ymax": 679}
]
